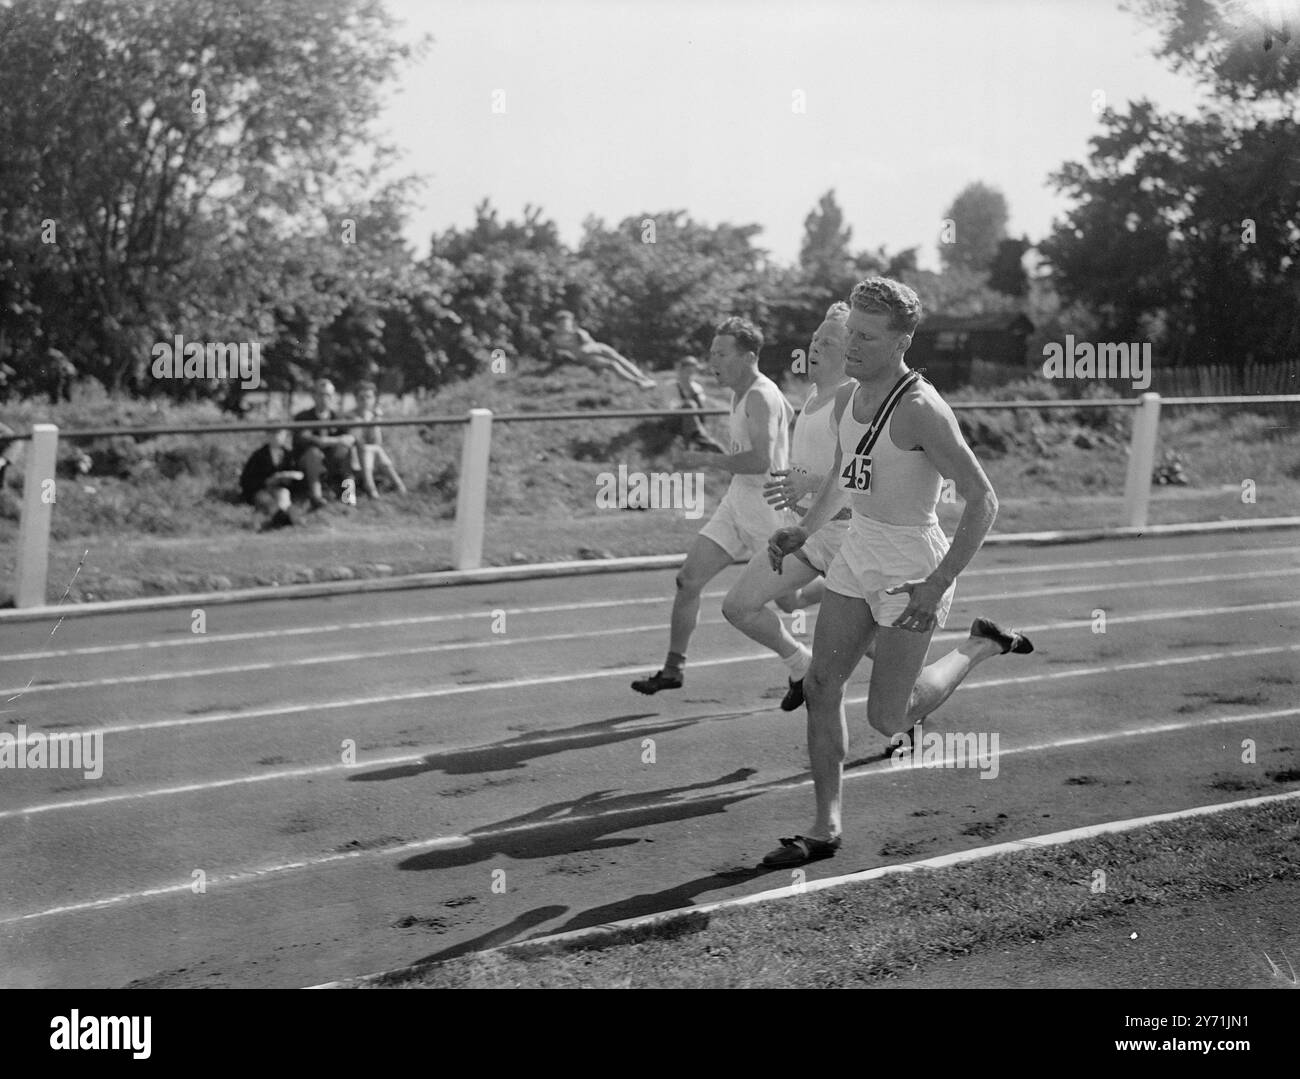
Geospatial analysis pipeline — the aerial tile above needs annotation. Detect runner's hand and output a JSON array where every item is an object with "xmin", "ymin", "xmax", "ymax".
[
  {"xmin": 885, "ymin": 577, "xmax": 947, "ymax": 633},
  {"xmin": 767, "ymin": 526, "xmax": 807, "ymax": 573},
  {"xmin": 763, "ymin": 468, "xmax": 806, "ymax": 510}
]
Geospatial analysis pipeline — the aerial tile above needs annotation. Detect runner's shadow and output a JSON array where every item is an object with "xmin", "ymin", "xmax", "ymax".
[
  {"xmin": 397, "ymin": 768, "xmax": 765, "ymax": 873},
  {"xmin": 348, "ymin": 713, "xmax": 685, "ymax": 781},
  {"xmin": 406, "ymin": 905, "xmax": 572, "ymax": 967},
  {"xmin": 533, "ymin": 865, "xmax": 770, "ymax": 939},
  {"xmin": 410, "ymin": 863, "xmax": 782, "ymax": 968}
]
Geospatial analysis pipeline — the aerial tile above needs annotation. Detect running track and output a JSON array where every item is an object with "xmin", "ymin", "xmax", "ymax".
[{"xmin": 0, "ymin": 529, "xmax": 1297, "ymax": 987}]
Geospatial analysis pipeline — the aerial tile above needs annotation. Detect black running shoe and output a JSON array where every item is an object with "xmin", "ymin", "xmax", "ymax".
[
  {"xmin": 880, "ymin": 727, "xmax": 914, "ymax": 761},
  {"xmin": 631, "ymin": 669, "xmax": 682, "ymax": 695},
  {"xmin": 780, "ymin": 677, "xmax": 805, "ymax": 712},
  {"xmin": 970, "ymin": 616, "xmax": 1034, "ymax": 655}
]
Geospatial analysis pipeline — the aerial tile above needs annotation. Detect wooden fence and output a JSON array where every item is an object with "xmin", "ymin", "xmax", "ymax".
[{"xmin": 1149, "ymin": 361, "xmax": 1299, "ymax": 397}]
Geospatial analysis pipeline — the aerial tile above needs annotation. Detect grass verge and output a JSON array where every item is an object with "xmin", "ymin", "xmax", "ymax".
[{"xmin": 347, "ymin": 797, "xmax": 1300, "ymax": 989}]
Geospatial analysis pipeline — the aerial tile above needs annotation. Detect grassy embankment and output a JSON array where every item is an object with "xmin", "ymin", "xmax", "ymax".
[
  {"xmin": 349, "ymin": 797, "xmax": 1300, "ymax": 989},
  {"xmin": 1, "ymin": 361, "xmax": 1297, "ymax": 604}
]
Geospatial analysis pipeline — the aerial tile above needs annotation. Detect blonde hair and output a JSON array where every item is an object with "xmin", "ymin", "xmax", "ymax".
[{"xmin": 823, "ymin": 301, "xmax": 851, "ymax": 326}]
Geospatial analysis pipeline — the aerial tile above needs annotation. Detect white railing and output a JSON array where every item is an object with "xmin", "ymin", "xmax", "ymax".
[{"xmin": 10, "ymin": 393, "xmax": 1299, "ymax": 606}]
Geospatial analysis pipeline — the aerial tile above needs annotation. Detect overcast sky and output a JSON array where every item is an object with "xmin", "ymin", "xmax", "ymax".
[{"xmin": 380, "ymin": 0, "xmax": 1206, "ymax": 268}]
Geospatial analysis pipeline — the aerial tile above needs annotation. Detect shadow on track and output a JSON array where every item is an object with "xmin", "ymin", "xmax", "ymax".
[
  {"xmin": 408, "ymin": 905, "xmax": 573, "ymax": 965},
  {"xmin": 396, "ymin": 767, "xmax": 766, "ymax": 873},
  {"xmin": 348, "ymin": 709, "xmax": 759, "ymax": 780}
]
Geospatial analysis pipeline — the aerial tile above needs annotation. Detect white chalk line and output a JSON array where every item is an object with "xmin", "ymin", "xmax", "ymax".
[
  {"xmin": 6, "ymin": 595, "xmax": 1299, "ymax": 747},
  {"xmin": 3, "ymin": 702, "xmax": 1298, "ymax": 928},
  {"xmin": 7, "ymin": 564, "xmax": 1299, "ymax": 697},
  {"xmin": 1, "ymin": 641, "xmax": 1296, "ymax": 820},
  {"xmin": 469, "ymin": 788, "xmax": 1300, "ymax": 969},
  {"xmin": 3, "ymin": 542, "xmax": 1295, "ymax": 665}
]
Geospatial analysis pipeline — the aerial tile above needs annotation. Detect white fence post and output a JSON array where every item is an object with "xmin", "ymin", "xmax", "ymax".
[
  {"xmin": 14, "ymin": 424, "xmax": 59, "ymax": 608},
  {"xmin": 452, "ymin": 409, "xmax": 493, "ymax": 571},
  {"xmin": 1122, "ymin": 393, "xmax": 1161, "ymax": 529}
]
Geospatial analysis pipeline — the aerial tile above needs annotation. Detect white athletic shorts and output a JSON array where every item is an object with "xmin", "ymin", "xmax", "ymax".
[
  {"xmin": 794, "ymin": 511, "xmax": 851, "ymax": 575},
  {"xmin": 700, "ymin": 490, "xmax": 792, "ymax": 560},
  {"xmin": 825, "ymin": 516, "xmax": 955, "ymax": 628}
]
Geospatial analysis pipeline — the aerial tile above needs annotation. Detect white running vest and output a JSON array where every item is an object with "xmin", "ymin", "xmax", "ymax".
[
  {"xmin": 790, "ymin": 384, "xmax": 840, "ymax": 476},
  {"xmin": 836, "ymin": 371, "xmax": 943, "ymax": 527},
  {"xmin": 727, "ymin": 374, "xmax": 793, "ymax": 497}
]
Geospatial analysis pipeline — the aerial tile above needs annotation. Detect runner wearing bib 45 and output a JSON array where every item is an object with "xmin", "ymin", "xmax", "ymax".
[{"xmin": 758, "ymin": 277, "xmax": 1036, "ymax": 869}]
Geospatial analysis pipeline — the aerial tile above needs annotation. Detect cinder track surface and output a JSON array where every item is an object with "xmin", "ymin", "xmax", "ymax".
[{"xmin": 1, "ymin": 529, "xmax": 1297, "ymax": 988}]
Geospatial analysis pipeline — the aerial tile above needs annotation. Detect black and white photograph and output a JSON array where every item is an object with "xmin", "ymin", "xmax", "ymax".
[{"xmin": 0, "ymin": 0, "xmax": 1297, "ymax": 1029}]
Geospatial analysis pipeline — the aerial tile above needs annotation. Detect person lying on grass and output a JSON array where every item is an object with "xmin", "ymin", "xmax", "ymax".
[{"xmin": 549, "ymin": 311, "xmax": 657, "ymax": 389}]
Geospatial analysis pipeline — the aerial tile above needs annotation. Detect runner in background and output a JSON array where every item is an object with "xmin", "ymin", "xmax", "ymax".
[
  {"xmin": 632, "ymin": 316, "xmax": 795, "ymax": 695},
  {"xmin": 720, "ymin": 302, "xmax": 854, "ymax": 710}
]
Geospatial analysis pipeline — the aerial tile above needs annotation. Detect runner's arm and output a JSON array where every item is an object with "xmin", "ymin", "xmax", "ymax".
[
  {"xmin": 680, "ymin": 390, "xmax": 774, "ymax": 473},
  {"xmin": 910, "ymin": 398, "xmax": 998, "ymax": 589},
  {"xmin": 795, "ymin": 445, "xmax": 850, "ymax": 536}
]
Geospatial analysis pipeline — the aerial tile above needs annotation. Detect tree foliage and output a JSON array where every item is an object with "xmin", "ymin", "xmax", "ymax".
[
  {"xmin": 799, "ymin": 189, "xmax": 854, "ymax": 296},
  {"xmin": 0, "ymin": 0, "xmax": 425, "ymax": 396},
  {"xmin": 1043, "ymin": 1, "xmax": 1300, "ymax": 366},
  {"xmin": 578, "ymin": 211, "xmax": 769, "ymax": 369},
  {"xmin": 1124, "ymin": 0, "xmax": 1300, "ymax": 103},
  {"xmin": 940, "ymin": 181, "xmax": 1010, "ymax": 273}
]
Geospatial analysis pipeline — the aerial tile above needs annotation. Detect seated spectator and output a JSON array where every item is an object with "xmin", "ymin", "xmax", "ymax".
[
  {"xmin": 239, "ymin": 428, "xmax": 303, "ymax": 530},
  {"xmin": 0, "ymin": 421, "xmax": 22, "ymax": 488},
  {"xmin": 672, "ymin": 356, "xmax": 727, "ymax": 453},
  {"xmin": 549, "ymin": 311, "xmax": 657, "ymax": 389},
  {"xmin": 349, "ymin": 381, "xmax": 407, "ymax": 498},
  {"xmin": 293, "ymin": 378, "xmax": 357, "ymax": 509}
]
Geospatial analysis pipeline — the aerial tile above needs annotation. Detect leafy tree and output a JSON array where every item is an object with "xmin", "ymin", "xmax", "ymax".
[
  {"xmin": 1042, "ymin": 2, "xmax": 1300, "ymax": 366},
  {"xmin": 578, "ymin": 211, "xmax": 769, "ymax": 370},
  {"xmin": 0, "ymin": 0, "xmax": 424, "ymax": 395},
  {"xmin": 798, "ymin": 190, "xmax": 854, "ymax": 298},
  {"xmin": 1124, "ymin": 0, "xmax": 1300, "ymax": 103},
  {"xmin": 427, "ymin": 201, "xmax": 610, "ymax": 379},
  {"xmin": 988, "ymin": 237, "xmax": 1032, "ymax": 297},
  {"xmin": 905, "ymin": 265, "xmax": 1021, "ymax": 320},
  {"xmin": 884, "ymin": 247, "xmax": 920, "ymax": 279},
  {"xmin": 940, "ymin": 182, "xmax": 1010, "ymax": 273}
]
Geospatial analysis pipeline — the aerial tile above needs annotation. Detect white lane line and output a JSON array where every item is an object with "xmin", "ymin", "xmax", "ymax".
[
  {"xmin": 466, "ymin": 787, "xmax": 1300, "ymax": 967},
  {"xmin": 1, "ymin": 621, "xmax": 676, "ymax": 695},
  {"xmin": 0, "ymin": 834, "xmax": 477, "ymax": 925},
  {"xmin": 4, "ymin": 542, "xmax": 1296, "ymax": 664},
  {"xmin": 8, "ymin": 598, "xmax": 1299, "ymax": 745},
  {"xmin": 1, "ymin": 643, "xmax": 1296, "ymax": 819},
  {"xmin": 8, "ymin": 566, "xmax": 1299, "ymax": 696},
  {"xmin": 888, "ymin": 641, "xmax": 1300, "ymax": 695},
  {"xmin": 4, "ymin": 703, "xmax": 1298, "ymax": 927}
]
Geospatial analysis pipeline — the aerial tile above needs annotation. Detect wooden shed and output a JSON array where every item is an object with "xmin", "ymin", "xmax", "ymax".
[{"xmin": 906, "ymin": 312, "xmax": 1034, "ymax": 390}]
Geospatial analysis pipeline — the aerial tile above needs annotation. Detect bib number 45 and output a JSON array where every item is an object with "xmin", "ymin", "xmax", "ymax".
[{"xmin": 841, "ymin": 454, "xmax": 872, "ymax": 492}]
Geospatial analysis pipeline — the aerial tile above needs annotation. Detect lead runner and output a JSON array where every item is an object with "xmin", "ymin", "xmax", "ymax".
[{"xmin": 759, "ymin": 277, "xmax": 1034, "ymax": 868}]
